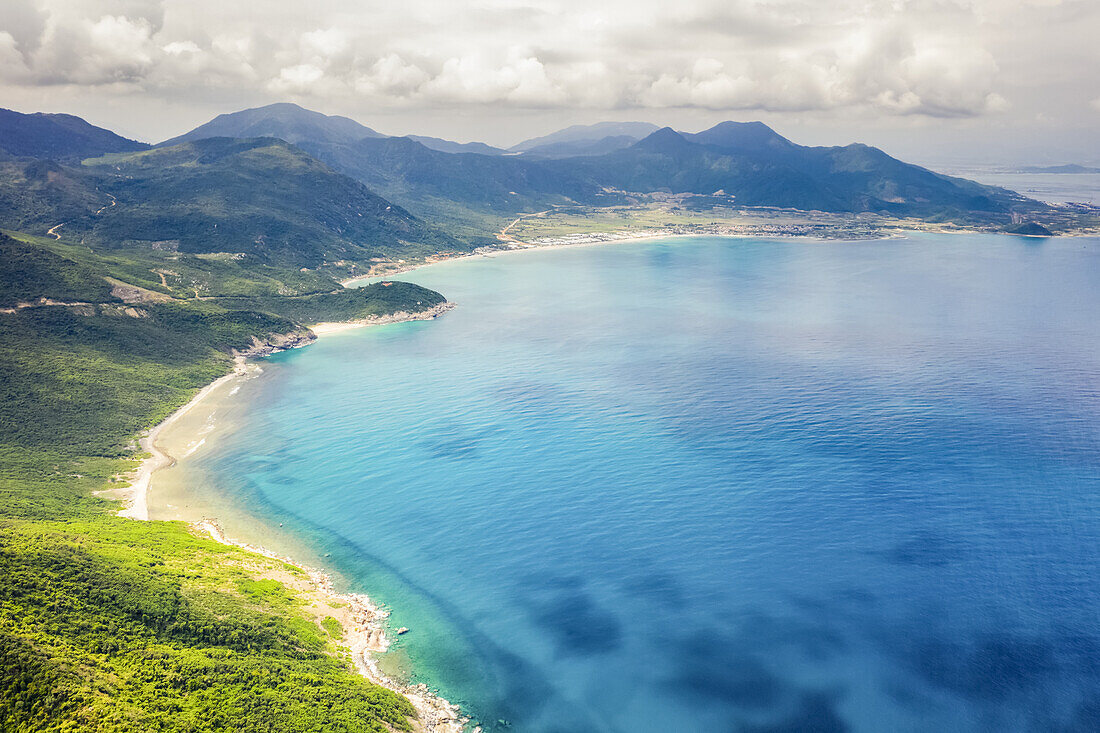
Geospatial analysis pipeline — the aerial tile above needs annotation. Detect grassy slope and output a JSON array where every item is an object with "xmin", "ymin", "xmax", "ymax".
[{"xmin": 0, "ymin": 232, "xmax": 444, "ymax": 731}]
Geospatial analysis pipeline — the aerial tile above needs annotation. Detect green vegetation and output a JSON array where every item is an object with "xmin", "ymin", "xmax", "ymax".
[
  {"xmin": 0, "ymin": 232, "xmax": 113, "ymax": 306},
  {"xmin": 0, "ymin": 231, "xmax": 445, "ymax": 731},
  {"xmin": 0, "ymin": 137, "xmax": 466, "ymax": 271},
  {"xmin": 1004, "ymin": 221, "xmax": 1054, "ymax": 237},
  {"xmin": 209, "ymin": 282, "xmax": 444, "ymax": 323},
  {"xmin": 77, "ymin": 138, "xmax": 460, "ymax": 268},
  {"xmin": 322, "ymin": 617, "xmax": 345, "ymax": 640},
  {"xmin": 0, "ymin": 519, "xmax": 416, "ymax": 732},
  {"xmin": 3, "ymin": 228, "xmax": 343, "ymax": 299}
]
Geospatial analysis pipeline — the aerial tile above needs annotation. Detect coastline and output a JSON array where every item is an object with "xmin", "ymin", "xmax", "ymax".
[
  {"xmin": 342, "ymin": 230, "xmax": 695, "ymax": 286},
  {"xmin": 117, "ymin": 356, "xmax": 254, "ymax": 521},
  {"xmin": 115, "ymin": 301, "xmax": 468, "ymax": 733},
  {"xmin": 342, "ymin": 215, "xmax": 1096, "ymax": 288},
  {"xmin": 194, "ymin": 519, "xmax": 469, "ymax": 733},
  {"xmin": 311, "ymin": 300, "xmax": 456, "ymax": 334},
  {"xmin": 111, "ymin": 227, "xmax": 1092, "ymax": 729},
  {"xmin": 341, "ymin": 224, "xmax": 922, "ymax": 287}
]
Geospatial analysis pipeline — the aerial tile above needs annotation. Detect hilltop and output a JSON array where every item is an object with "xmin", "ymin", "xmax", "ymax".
[
  {"xmin": 0, "ymin": 107, "xmax": 149, "ymax": 162},
  {"xmin": 159, "ymin": 103, "xmax": 386, "ymax": 147}
]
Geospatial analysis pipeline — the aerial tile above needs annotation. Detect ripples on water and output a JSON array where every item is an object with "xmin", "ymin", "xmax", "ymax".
[{"xmin": 193, "ymin": 234, "xmax": 1100, "ymax": 732}]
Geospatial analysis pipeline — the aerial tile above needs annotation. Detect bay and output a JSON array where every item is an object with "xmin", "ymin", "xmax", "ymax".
[{"xmin": 156, "ymin": 233, "xmax": 1100, "ymax": 732}]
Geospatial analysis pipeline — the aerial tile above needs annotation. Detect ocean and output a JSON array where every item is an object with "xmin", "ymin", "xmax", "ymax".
[{"xmin": 154, "ymin": 233, "xmax": 1100, "ymax": 732}]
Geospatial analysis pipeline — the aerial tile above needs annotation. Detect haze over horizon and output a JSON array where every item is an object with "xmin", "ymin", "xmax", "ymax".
[{"xmin": 1, "ymin": 0, "xmax": 1098, "ymax": 167}]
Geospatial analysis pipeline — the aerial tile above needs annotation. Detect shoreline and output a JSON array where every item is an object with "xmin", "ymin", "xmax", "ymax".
[
  {"xmin": 311, "ymin": 300, "xmax": 456, "ymax": 334},
  {"xmin": 114, "ymin": 225, "xmax": 1091, "ymax": 726},
  {"xmin": 342, "ymin": 231, "xmax": 702, "ymax": 286},
  {"xmin": 115, "ymin": 302, "xmax": 468, "ymax": 732},
  {"xmin": 117, "ymin": 356, "xmax": 254, "ymax": 521},
  {"xmin": 341, "ymin": 225, "xmax": 926, "ymax": 287},
  {"xmin": 342, "ymin": 218, "xmax": 1096, "ymax": 287},
  {"xmin": 194, "ymin": 519, "xmax": 469, "ymax": 733}
]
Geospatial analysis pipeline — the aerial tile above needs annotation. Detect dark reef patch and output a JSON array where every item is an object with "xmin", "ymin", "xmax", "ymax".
[
  {"xmin": 517, "ymin": 573, "xmax": 623, "ymax": 656},
  {"xmin": 419, "ymin": 423, "xmax": 499, "ymax": 460},
  {"xmin": 737, "ymin": 691, "xmax": 849, "ymax": 733},
  {"xmin": 876, "ymin": 531, "xmax": 963, "ymax": 567}
]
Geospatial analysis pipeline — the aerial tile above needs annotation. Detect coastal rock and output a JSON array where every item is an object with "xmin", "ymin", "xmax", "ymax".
[
  {"xmin": 233, "ymin": 329, "xmax": 316, "ymax": 358},
  {"xmin": 311, "ymin": 301, "xmax": 457, "ymax": 334}
]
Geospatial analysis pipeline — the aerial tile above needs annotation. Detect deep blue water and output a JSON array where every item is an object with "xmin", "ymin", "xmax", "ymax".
[{"xmin": 193, "ymin": 234, "xmax": 1100, "ymax": 731}]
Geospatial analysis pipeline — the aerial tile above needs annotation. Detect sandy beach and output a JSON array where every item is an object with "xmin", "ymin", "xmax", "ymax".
[
  {"xmin": 117, "ymin": 356, "xmax": 253, "ymax": 520},
  {"xmin": 340, "ymin": 221, "xmax": 921, "ymax": 288},
  {"xmin": 115, "ymin": 303, "xmax": 469, "ymax": 732}
]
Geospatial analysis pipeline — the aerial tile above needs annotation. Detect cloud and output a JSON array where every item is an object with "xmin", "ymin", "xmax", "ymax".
[
  {"xmin": 1091, "ymin": 98, "xmax": 1100, "ymax": 112},
  {"xmin": 0, "ymin": 0, "xmax": 1093, "ymax": 125},
  {"xmin": 0, "ymin": 0, "xmax": 47, "ymax": 54},
  {"xmin": 420, "ymin": 50, "xmax": 566, "ymax": 106},
  {"xmin": 354, "ymin": 54, "xmax": 430, "ymax": 97},
  {"xmin": 29, "ymin": 14, "xmax": 157, "ymax": 85}
]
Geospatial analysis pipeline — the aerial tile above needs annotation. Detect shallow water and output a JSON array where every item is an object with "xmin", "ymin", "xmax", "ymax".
[{"xmin": 160, "ymin": 234, "xmax": 1100, "ymax": 732}]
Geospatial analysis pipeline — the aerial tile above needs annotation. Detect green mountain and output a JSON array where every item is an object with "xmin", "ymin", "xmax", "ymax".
[
  {"xmin": 160, "ymin": 103, "xmax": 385, "ymax": 147},
  {"xmin": 168, "ymin": 106, "xmax": 1041, "ymax": 224},
  {"xmin": 5, "ymin": 137, "xmax": 460, "ymax": 269},
  {"xmin": 292, "ymin": 135, "xmax": 596, "ymax": 229},
  {"xmin": 0, "ymin": 156, "xmax": 107, "ymax": 233},
  {"xmin": 155, "ymin": 105, "xmax": 1057, "ymax": 231},
  {"xmin": 0, "ymin": 107, "xmax": 149, "ymax": 162},
  {"xmin": 554, "ymin": 123, "xmax": 1036, "ymax": 219}
]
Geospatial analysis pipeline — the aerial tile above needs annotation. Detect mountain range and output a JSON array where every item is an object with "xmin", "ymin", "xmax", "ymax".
[
  {"xmin": 552, "ymin": 121, "xmax": 1026, "ymax": 218},
  {"xmin": 146, "ymin": 103, "xmax": 1036, "ymax": 222},
  {"xmin": 0, "ymin": 102, "xmax": 1055, "ymax": 265}
]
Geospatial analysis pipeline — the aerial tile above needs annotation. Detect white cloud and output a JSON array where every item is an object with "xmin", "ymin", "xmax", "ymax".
[
  {"xmin": 31, "ymin": 14, "xmax": 157, "ymax": 84},
  {"xmin": 268, "ymin": 63, "xmax": 326, "ymax": 95},
  {"xmin": 0, "ymin": 0, "xmax": 1094, "ymax": 131},
  {"xmin": 354, "ymin": 54, "xmax": 429, "ymax": 97},
  {"xmin": 419, "ymin": 51, "xmax": 566, "ymax": 106},
  {"xmin": 0, "ymin": 31, "xmax": 31, "ymax": 81}
]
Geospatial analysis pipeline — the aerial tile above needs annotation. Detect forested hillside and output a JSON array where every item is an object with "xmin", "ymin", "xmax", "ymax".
[{"xmin": 0, "ymin": 230, "xmax": 446, "ymax": 732}]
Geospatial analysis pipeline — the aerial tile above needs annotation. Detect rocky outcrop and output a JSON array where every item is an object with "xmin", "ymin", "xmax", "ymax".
[
  {"xmin": 330, "ymin": 301, "xmax": 456, "ymax": 329},
  {"xmin": 233, "ymin": 329, "xmax": 316, "ymax": 358},
  {"xmin": 231, "ymin": 302, "xmax": 455, "ymax": 359}
]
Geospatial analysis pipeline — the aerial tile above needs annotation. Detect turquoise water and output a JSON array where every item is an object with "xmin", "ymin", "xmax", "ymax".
[{"xmin": 193, "ymin": 234, "xmax": 1099, "ymax": 731}]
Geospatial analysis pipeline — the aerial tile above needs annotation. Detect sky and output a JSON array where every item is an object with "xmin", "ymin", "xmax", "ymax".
[{"xmin": 1, "ymin": 0, "xmax": 1097, "ymax": 166}]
